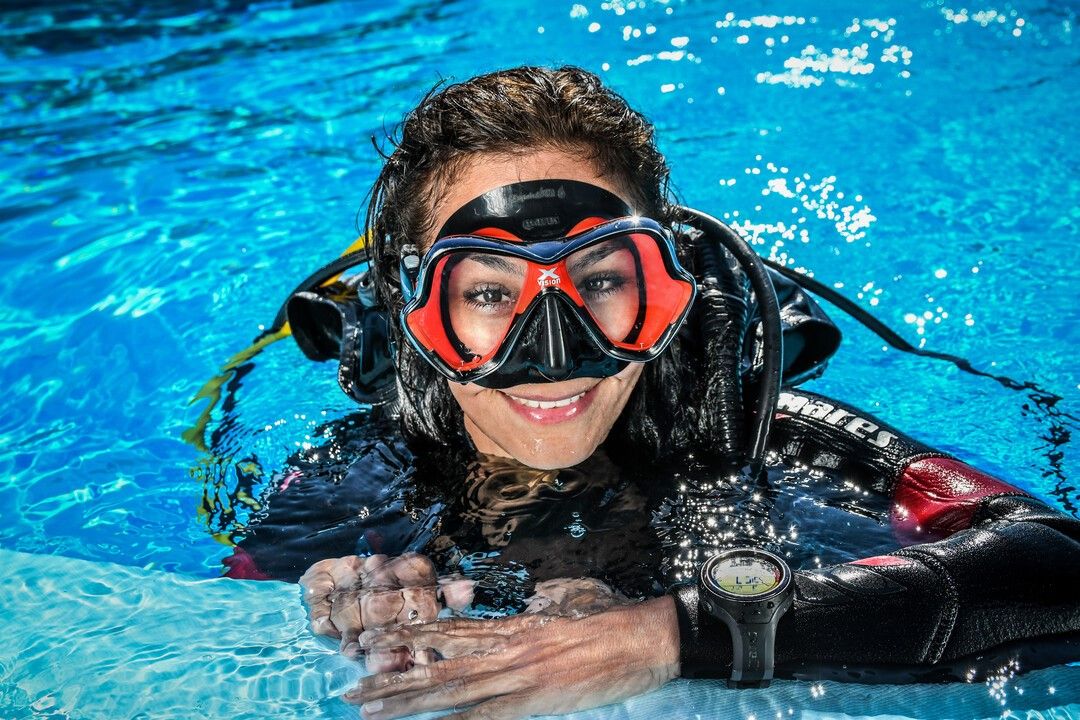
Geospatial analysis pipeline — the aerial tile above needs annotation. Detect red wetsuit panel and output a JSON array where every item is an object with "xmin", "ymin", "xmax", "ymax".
[
  {"xmin": 849, "ymin": 554, "xmax": 915, "ymax": 568},
  {"xmin": 890, "ymin": 457, "xmax": 1027, "ymax": 544},
  {"xmin": 223, "ymin": 545, "xmax": 273, "ymax": 580}
]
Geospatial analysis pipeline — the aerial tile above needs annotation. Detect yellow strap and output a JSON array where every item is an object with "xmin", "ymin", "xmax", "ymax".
[
  {"xmin": 181, "ymin": 325, "xmax": 292, "ymax": 452},
  {"xmin": 338, "ymin": 234, "xmax": 369, "ymax": 257}
]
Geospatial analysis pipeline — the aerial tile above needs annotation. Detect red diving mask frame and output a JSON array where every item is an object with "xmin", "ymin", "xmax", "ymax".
[{"xmin": 399, "ymin": 211, "xmax": 697, "ymax": 386}]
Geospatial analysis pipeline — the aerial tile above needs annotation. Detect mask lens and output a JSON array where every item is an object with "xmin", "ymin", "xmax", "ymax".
[
  {"xmin": 565, "ymin": 237, "xmax": 643, "ymax": 344},
  {"xmin": 567, "ymin": 232, "xmax": 691, "ymax": 351},
  {"xmin": 444, "ymin": 253, "xmax": 529, "ymax": 362}
]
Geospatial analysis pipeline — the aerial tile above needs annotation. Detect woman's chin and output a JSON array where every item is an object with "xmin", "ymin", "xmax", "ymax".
[
  {"xmin": 506, "ymin": 443, "xmax": 600, "ymax": 471},
  {"xmin": 499, "ymin": 412, "xmax": 609, "ymax": 469}
]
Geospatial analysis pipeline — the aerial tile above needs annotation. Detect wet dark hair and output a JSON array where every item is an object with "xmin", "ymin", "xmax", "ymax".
[{"xmin": 364, "ymin": 65, "xmax": 708, "ymax": 460}]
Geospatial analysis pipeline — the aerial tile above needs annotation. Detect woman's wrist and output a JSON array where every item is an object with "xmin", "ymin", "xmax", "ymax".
[
  {"xmin": 614, "ymin": 594, "xmax": 680, "ymax": 685},
  {"xmin": 650, "ymin": 594, "xmax": 682, "ymax": 673}
]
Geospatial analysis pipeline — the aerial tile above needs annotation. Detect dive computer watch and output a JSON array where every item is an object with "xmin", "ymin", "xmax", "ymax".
[{"xmin": 698, "ymin": 547, "xmax": 793, "ymax": 688}]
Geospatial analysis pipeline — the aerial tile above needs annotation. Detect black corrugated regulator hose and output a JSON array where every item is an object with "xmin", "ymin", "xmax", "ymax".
[
  {"xmin": 677, "ymin": 206, "xmax": 783, "ymax": 476},
  {"xmin": 679, "ymin": 210, "xmax": 747, "ymax": 462}
]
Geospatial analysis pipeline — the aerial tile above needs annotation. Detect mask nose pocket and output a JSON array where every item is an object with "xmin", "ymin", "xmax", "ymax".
[
  {"xmin": 537, "ymin": 294, "xmax": 572, "ymax": 379},
  {"xmin": 505, "ymin": 294, "xmax": 615, "ymax": 383}
]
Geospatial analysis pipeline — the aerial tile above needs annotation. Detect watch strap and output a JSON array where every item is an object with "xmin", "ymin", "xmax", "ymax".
[
  {"xmin": 719, "ymin": 590, "xmax": 793, "ymax": 688},
  {"xmin": 668, "ymin": 582, "xmax": 733, "ymax": 679},
  {"xmin": 725, "ymin": 619, "xmax": 776, "ymax": 688}
]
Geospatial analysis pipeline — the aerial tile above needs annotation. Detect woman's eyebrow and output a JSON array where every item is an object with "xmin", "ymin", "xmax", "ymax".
[
  {"xmin": 464, "ymin": 253, "xmax": 526, "ymax": 276},
  {"xmin": 567, "ymin": 242, "xmax": 622, "ymax": 272}
]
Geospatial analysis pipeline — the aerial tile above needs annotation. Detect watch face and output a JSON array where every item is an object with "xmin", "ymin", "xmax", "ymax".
[{"xmin": 704, "ymin": 549, "xmax": 788, "ymax": 599}]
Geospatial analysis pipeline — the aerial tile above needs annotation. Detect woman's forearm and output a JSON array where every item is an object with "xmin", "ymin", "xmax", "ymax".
[
  {"xmin": 672, "ymin": 494, "xmax": 1080, "ymax": 681},
  {"xmin": 671, "ymin": 389, "xmax": 1080, "ymax": 681}
]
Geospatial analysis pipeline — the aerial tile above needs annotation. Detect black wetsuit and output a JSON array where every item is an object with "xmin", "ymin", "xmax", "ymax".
[{"xmin": 221, "ymin": 270, "xmax": 1080, "ymax": 682}]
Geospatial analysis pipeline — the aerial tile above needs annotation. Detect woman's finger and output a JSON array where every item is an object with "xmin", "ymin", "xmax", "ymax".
[
  {"xmin": 299, "ymin": 558, "xmax": 347, "ymax": 636},
  {"xmin": 315, "ymin": 555, "xmax": 365, "ymax": 639},
  {"xmin": 396, "ymin": 585, "xmax": 440, "ymax": 625},
  {"xmin": 329, "ymin": 588, "xmax": 365, "ymax": 646},
  {"xmin": 359, "ymin": 619, "xmax": 515, "ymax": 658},
  {"xmin": 359, "ymin": 587, "xmax": 406, "ymax": 629},
  {"xmin": 437, "ymin": 694, "xmax": 530, "ymax": 720},
  {"xmin": 363, "ymin": 556, "xmax": 439, "ymax": 629},
  {"xmin": 438, "ymin": 577, "xmax": 475, "ymax": 611},
  {"xmin": 360, "ymin": 554, "xmax": 394, "ymax": 587},
  {"xmin": 360, "ymin": 627, "xmax": 492, "ymax": 658},
  {"xmin": 412, "ymin": 649, "xmax": 438, "ymax": 666},
  {"xmin": 356, "ymin": 656, "xmax": 475, "ymax": 699},
  {"xmin": 389, "ymin": 553, "xmax": 437, "ymax": 587},
  {"xmin": 361, "ymin": 613, "xmax": 549, "ymax": 653},
  {"xmin": 365, "ymin": 647, "xmax": 415, "ymax": 674},
  {"xmin": 360, "ymin": 585, "xmax": 439, "ymax": 633},
  {"xmin": 329, "ymin": 555, "xmax": 365, "ymax": 590},
  {"xmin": 299, "ymin": 557, "xmax": 338, "ymax": 599}
]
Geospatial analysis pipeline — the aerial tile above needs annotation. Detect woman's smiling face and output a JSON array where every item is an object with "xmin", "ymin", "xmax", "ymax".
[{"xmin": 422, "ymin": 149, "xmax": 645, "ymax": 470}]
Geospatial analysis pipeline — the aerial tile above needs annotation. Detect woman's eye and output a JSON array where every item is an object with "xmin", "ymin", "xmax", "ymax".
[
  {"xmin": 582, "ymin": 274, "xmax": 626, "ymax": 295},
  {"xmin": 464, "ymin": 285, "xmax": 514, "ymax": 308}
]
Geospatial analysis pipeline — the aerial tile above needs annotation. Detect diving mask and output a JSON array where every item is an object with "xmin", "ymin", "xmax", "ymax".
[{"xmin": 398, "ymin": 180, "xmax": 697, "ymax": 388}]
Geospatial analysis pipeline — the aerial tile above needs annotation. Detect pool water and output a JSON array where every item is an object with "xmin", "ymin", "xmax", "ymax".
[{"xmin": 1, "ymin": 0, "xmax": 1077, "ymax": 717}]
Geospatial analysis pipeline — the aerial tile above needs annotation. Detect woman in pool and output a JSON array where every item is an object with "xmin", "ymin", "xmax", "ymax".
[{"xmin": 228, "ymin": 66, "xmax": 1079, "ymax": 719}]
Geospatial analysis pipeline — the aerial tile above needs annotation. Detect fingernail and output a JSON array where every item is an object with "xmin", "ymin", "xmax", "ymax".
[{"xmin": 362, "ymin": 699, "xmax": 383, "ymax": 716}]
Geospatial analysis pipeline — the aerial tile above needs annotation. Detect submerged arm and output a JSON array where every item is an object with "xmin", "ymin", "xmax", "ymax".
[{"xmin": 223, "ymin": 424, "xmax": 432, "ymax": 583}]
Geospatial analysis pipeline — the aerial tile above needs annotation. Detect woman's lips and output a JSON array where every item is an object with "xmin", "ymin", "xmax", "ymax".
[{"xmin": 501, "ymin": 385, "xmax": 599, "ymax": 425}]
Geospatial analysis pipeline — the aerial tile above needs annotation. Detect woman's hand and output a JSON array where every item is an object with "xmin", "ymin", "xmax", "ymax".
[
  {"xmin": 346, "ymin": 585, "xmax": 681, "ymax": 720},
  {"xmin": 299, "ymin": 554, "xmax": 475, "ymax": 664},
  {"xmin": 522, "ymin": 577, "xmax": 630, "ymax": 615}
]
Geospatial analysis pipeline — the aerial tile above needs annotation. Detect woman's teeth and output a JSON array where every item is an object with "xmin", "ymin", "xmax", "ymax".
[{"xmin": 508, "ymin": 392, "xmax": 586, "ymax": 409}]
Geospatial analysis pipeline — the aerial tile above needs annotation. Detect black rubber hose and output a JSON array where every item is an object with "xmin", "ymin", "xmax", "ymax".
[
  {"xmin": 684, "ymin": 213, "xmax": 747, "ymax": 460},
  {"xmin": 678, "ymin": 207, "xmax": 783, "ymax": 474}
]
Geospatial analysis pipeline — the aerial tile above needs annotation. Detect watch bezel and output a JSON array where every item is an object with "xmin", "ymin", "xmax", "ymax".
[{"xmin": 700, "ymin": 548, "xmax": 792, "ymax": 604}]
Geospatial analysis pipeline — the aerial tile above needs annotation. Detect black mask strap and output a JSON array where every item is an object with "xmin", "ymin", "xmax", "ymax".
[{"xmin": 438, "ymin": 180, "xmax": 634, "ymax": 240}]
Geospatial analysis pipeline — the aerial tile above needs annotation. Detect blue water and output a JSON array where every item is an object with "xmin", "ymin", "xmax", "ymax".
[{"xmin": 1, "ymin": 0, "xmax": 1077, "ymax": 717}]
